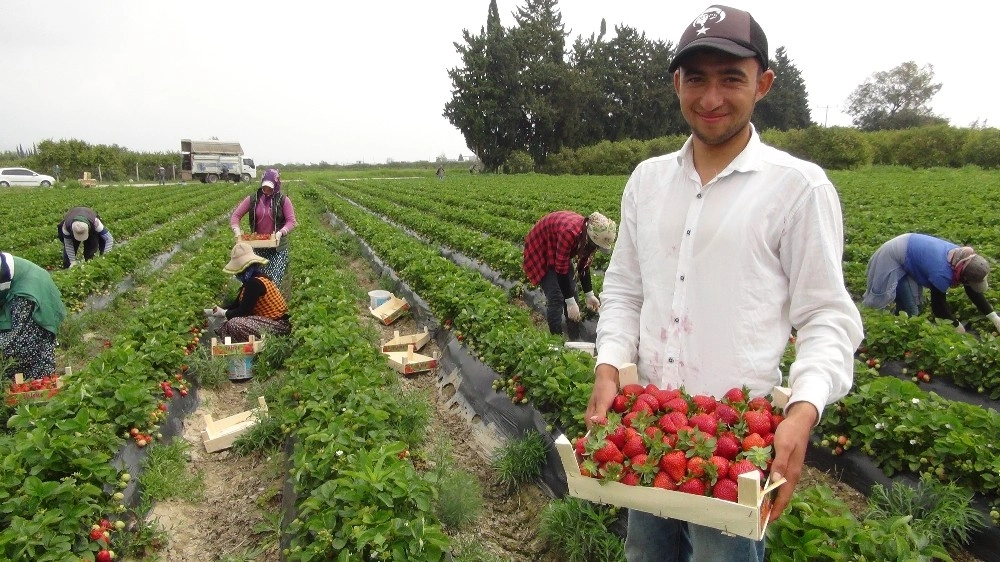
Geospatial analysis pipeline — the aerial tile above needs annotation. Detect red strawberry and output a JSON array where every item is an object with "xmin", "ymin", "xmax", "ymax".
[
  {"xmin": 659, "ymin": 450, "xmax": 688, "ymax": 481},
  {"xmin": 611, "ymin": 394, "xmax": 630, "ymax": 413},
  {"xmin": 607, "ymin": 426, "xmax": 628, "ymax": 449},
  {"xmin": 653, "ymin": 471, "xmax": 678, "ymax": 490},
  {"xmin": 714, "ymin": 432, "xmax": 741, "ymax": 460},
  {"xmin": 622, "ymin": 435, "xmax": 647, "ymax": 458},
  {"xmin": 657, "ymin": 413, "xmax": 679, "ymax": 434},
  {"xmin": 654, "ymin": 388, "xmax": 681, "ymax": 407},
  {"xmin": 723, "ymin": 387, "xmax": 747, "ymax": 405},
  {"xmin": 574, "ymin": 437, "xmax": 587, "ymax": 457},
  {"xmin": 709, "ymin": 455, "xmax": 730, "ymax": 480},
  {"xmin": 770, "ymin": 413, "xmax": 785, "ymax": 431},
  {"xmin": 644, "ymin": 383, "xmax": 661, "ymax": 394},
  {"xmin": 594, "ymin": 442, "xmax": 625, "ymax": 465},
  {"xmin": 715, "ymin": 403, "xmax": 740, "ymax": 426},
  {"xmin": 686, "ymin": 456, "xmax": 707, "ymax": 478},
  {"xmin": 243, "ymin": 343, "xmax": 254, "ymax": 353},
  {"xmin": 667, "ymin": 411, "xmax": 689, "ymax": 429},
  {"xmin": 747, "ymin": 396, "xmax": 772, "ymax": 411},
  {"xmin": 621, "ymin": 383, "xmax": 645, "ymax": 397},
  {"xmin": 96, "ymin": 551, "xmax": 113, "ymax": 562},
  {"xmin": 631, "ymin": 394, "xmax": 658, "ymax": 414},
  {"xmin": 712, "ymin": 478, "xmax": 740, "ymax": 502},
  {"xmin": 741, "ymin": 433, "xmax": 766, "ymax": 452},
  {"xmin": 729, "ymin": 459, "xmax": 762, "ymax": 481},
  {"xmin": 743, "ymin": 410, "xmax": 772, "ymax": 436},
  {"xmin": 688, "ymin": 413, "xmax": 719, "ymax": 436},
  {"xmin": 678, "ymin": 477, "xmax": 707, "ymax": 496},
  {"xmin": 691, "ymin": 395, "xmax": 717, "ymax": 414},
  {"xmin": 90, "ymin": 527, "xmax": 105, "ymax": 541},
  {"xmin": 620, "ymin": 470, "xmax": 640, "ymax": 486},
  {"xmin": 664, "ymin": 397, "xmax": 689, "ymax": 415}
]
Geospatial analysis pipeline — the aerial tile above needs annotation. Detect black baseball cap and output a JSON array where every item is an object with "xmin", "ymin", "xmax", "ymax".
[{"xmin": 668, "ymin": 5, "xmax": 769, "ymax": 73}]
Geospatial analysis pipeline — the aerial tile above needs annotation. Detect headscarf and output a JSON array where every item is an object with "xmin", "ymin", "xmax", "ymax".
[
  {"xmin": 236, "ymin": 263, "xmax": 260, "ymax": 284},
  {"xmin": 260, "ymin": 168, "xmax": 281, "ymax": 194}
]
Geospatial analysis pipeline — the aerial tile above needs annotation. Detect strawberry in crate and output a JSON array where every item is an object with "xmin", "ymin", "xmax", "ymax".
[{"xmin": 573, "ymin": 383, "xmax": 783, "ymax": 502}]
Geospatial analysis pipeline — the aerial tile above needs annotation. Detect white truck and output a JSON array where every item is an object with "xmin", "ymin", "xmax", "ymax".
[{"xmin": 180, "ymin": 139, "xmax": 257, "ymax": 183}]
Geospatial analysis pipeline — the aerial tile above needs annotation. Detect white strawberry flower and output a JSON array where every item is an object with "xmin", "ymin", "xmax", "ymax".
[
  {"xmin": 910, "ymin": 439, "xmax": 917, "ymax": 445},
  {"xmin": 911, "ymin": 398, "xmax": 920, "ymax": 404},
  {"xmin": 875, "ymin": 422, "xmax": 884, "ymax": 430}
]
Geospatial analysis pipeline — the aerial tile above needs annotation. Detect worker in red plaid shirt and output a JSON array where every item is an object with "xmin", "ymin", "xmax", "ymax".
[{"xmin": 522, "ymin": 211, "xmax": 617, "ymax": 339}]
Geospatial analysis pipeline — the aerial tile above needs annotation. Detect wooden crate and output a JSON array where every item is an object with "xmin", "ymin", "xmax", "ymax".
[
  {"xmin": 381, "ymin": 326, "xmax": 431, "ymax": 353},
  {"xmin": 201, "ymin": 396, "xmax": 268, "ymax": 453},
  {"xmin": 6, "ymin": 367, "xmax": 69, "ymax": 403},
  {"xmin": 239, "ymin": 233, "xmax": 279, "ymax": 248},
  {"xmin": 555, "ymin": 363, "xmax": 788, "ymax": 540},
  {"xmin": 384, "ymin": 343, "xmax": 438, "ymax": 375},
  {"xmin": 211, "ymin": 335, "xmax": 264, "ymax": 357},
  {"xmin": 369, "ymin": 295, "xmax": 410, "ymax": 325}
]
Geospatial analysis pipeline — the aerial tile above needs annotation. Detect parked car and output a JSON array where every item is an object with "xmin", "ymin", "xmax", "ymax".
[{"xmin": 0, "ymin": 167, "xmax": 55, "ymax": 187}]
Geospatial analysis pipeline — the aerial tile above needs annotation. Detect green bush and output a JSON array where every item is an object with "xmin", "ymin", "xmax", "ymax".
[
  {"xmin": 895, "ymin": 125, "xmax": 969, "ymax": 169},
  {"xmin": 505, "ymin": 150, "xmax": 535, "ymax": 174},
  {"xmin": 962, "ymin": 128, "xmax": 1000, "ymax": 169},
  {"xmin": 538, "ymin": 498, "xmax": 625, "ymax": 562},
  {"xmin": 645, "ymin": 135, "xmax": 687, "ymax": 159}
]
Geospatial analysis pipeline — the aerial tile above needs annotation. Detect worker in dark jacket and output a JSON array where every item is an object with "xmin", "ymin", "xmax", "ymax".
[{"xmin": 57, "ymin": 207, "xmax": 114, "ymax": 268}]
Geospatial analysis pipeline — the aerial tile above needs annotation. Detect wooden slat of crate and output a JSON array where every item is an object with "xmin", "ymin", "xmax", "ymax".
[
  {"xmin": 201, "ymin": 396, "xmax": 268, "ymax": 453},
  {"xmin": 211, "ymin": 334, "xmax": 264, "ymax": 357},
  {"xmin": 380, "ymin": 326, "xmax": 431, "ymax": 353},
  {"xmin": 384, "ymin": 344, "xmax": 438, "ymax": 375},
  {"xmin": 369, "ymin": 296, "xmax": 410, "ymax": 326}
]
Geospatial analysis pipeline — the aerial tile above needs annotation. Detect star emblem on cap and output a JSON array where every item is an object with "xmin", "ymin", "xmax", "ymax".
[{"xmin": 695, "ymin": 26, "xmax": 710, "ymax": 35}]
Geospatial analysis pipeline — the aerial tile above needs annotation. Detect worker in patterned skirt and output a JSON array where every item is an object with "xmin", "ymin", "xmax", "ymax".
[
  {"xmin": 207, "ymin": 242, "xmax": 291, "ymax": 341},
  {"xmin": 230, "ymin": 168, "xmax": 297, "ymax": 285},
  {"xmin": 0, "ymin": 251, "xmax": 66, "ymax": 379}
]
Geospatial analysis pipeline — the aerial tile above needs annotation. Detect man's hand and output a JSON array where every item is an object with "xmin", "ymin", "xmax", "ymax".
[
  {"xmin": 585, "ymin": 291, "xmax": 600, "ymax": 312},
  {"xmin": 565, "ymin": 297, "xmax": 581, "ymax": 322},
  {"xmin": 585, "ymin": 364, "xmax": 620, "ymax": 429},
  {"xmin": 768, "ymin": 401, "xmax": 818, "ymax": 522}
]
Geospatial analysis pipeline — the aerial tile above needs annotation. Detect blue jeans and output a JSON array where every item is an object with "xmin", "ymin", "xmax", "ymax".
[
  {"xmin": 539, "ymin": 269, "xmax": 580, "ymax": 340},
  {"xmin": 894, "ymin": 275, "xmax": 920, "ymax": 317},
  {"xmin": 625, "ymin": 510, "xmax": 765, "ymax": 562}
]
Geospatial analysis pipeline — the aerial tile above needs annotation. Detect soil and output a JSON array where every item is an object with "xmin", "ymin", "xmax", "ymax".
[{"xmin": 132, "ymin": 249, "xmax": 982, "ymax": 562}]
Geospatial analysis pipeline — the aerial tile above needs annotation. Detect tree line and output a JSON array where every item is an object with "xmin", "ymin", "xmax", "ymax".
[{"xmin": 444, "ymin": 0, "xmax": 958, "ymax": 174}]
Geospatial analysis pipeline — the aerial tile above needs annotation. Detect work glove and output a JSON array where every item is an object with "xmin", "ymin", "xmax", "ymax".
[
  {"xmin": 274, "ymin": 230, "xmax": 283, "ymax": 244},
  {"xmin": 954, "ymin": 322, "xmax": 967, "ymax": 335},
  {"xmin": 585, "ymin": 291, "xmax": 600, "ymax": 312},
  {"xmin": 211, "ymin": 306, "xmax": 228, "ymax": 318},
  {"xmin": 69, "ymin": 261, "xmax": 77, "ymax": 268},
  {"xmin": 989, "ymin": 312, "xmax": 1000, "ymax": 333},
  {"xmin": 232, "ymin": 226, "xmax": 242, "ymax": 240},
  {"xmin": 565, "ymin": 297, "xmax": 581, "ymax": 322}
]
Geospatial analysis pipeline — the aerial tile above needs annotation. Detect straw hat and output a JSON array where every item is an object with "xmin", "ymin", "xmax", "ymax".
[{"xmin": 223, "ymin": 242, "xmax": 268, "ymax": 274}]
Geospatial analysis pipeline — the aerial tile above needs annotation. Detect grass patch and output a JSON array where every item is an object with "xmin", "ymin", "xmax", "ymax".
[
  {"xmin": 140, "ymin": 438, "xmax": 205, "ymax": 502},
  {"xmin": 538, "ymin": 497, "xmax": 625, "ymax": 562},
  {"xmin": 489, "ymin": 430, "xmax": 547, "ymax": 492}
]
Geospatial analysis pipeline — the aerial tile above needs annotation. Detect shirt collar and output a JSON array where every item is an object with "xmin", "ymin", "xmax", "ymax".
[{"xmin": 675, "ymin": 124, "xmax": 765, "ymax": 180}]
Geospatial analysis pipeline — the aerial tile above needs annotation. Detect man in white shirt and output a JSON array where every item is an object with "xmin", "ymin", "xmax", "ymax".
[{"xmin": 585, "ymin": 5, "xmax": 864, "ymax": 561}]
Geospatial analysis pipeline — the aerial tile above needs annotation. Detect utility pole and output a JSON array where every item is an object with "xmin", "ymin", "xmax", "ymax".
[{"xmin": 816, "ymin": 105, "xmax": 834, "ymax": 127}]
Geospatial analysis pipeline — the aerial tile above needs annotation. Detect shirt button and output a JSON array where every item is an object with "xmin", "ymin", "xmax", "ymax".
[
  {"xmin": 686, "ymin": 230, "xmax": 691, "ymax": 235},
  {"xmin": 674, "ymin": 318, "xmax": 679, "ymax": 323},
  {"xmin": 668, "ymin": 357, "xmax": 675, "ymax": 363},
  {"xmin": 696, "ymin": 193, "xmax": 703, "ymax": 199},
  {"xmin": 680, "ymin": 275, "xmax": 685, "ymax": 281}
]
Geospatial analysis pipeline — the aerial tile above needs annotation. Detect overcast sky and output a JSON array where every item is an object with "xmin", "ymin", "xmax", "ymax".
[{"xmin": 2, "ymin": 1, "xmax": 995, "ymax": 165}]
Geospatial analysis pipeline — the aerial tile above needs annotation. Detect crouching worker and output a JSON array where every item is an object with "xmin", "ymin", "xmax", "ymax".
[
  {"xmin": 1, "ymin": 252, "xmax": 67, "ymax": 379},
  {"xmin": 208, "ymin": 242, "xmax": 291, "ymax": 341}
]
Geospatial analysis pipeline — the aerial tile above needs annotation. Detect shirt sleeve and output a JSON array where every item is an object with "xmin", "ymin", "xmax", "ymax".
[
  {"xmin": 784, "ymin": 183, "xmax": 864, "ymax": 420},
  {"xmin": 280, "ymin": 197, "xmax": 297, "ymax": 235},
  {"xmin": 94, "ymin": 219, "xmax": 114, "ymax": 252},
  {"xmin": 595, "ymin": 175, "xmax": 644, "ymax": 370},
  {"xmin": 230, "ymin": 197, "xmax": 252, "ymax": 228},
  {"xmin": 964, "ymin": 285, "xmax": 994, "ymax": 316},
  {"xmin": 62, "ymin": 230, "xmax": 77, "ymax": 263}
]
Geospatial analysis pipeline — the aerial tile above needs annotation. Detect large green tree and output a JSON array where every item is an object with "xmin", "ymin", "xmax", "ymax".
[
  {"xmin": 443, "ymin": 0, "xmax": 522, "ymax": 173},
  {"xmin": 510, "ymin": 0, "xmax": 572, "ymax": 166},
  {"xmin": 754, "ymin": 47, "xmax": 812, "ymax": 130},
  {"xmin": 845, "ymin": 61, "xmax": 946, "ymax": 131}
]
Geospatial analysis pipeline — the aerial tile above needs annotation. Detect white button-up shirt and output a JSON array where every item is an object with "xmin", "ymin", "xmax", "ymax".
[{"xmin": 596, "ymin": 130, "xmax": 863, "ymax": 418}]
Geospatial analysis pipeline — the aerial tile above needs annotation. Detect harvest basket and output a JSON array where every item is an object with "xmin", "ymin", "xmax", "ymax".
[
  {"xmin": 211, "ymin": 335, "xmax": 265, "ymax": 357},
  {"xmin": 239, "ymin": 233, "xmax": 279, "ymax": 248},
  {"xmin": 555, "ymin": 363, "xmax": 788, "ymax": 540},
  {"xmin": 381, "ymin": 327, "xmax": 431, "ymax": 353},
  {"xmin": 384, "ymin": 343, "xmax": 438, "ymax": 375},
  {"xmin": 6, "ymin": 367, "xmax": 69, "ymax": 404}
]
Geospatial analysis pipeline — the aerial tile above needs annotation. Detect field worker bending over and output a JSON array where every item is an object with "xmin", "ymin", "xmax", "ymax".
[
  {"xmin": 522, "ymin": 211, "xmax": 617, "ymax": 340},
  {"xmin": 57, "ymin": 207, "xmax": 114, "ymax": 269},
  {"xmin": 0, "ymin": 252, "xmax": 66, "ymax": 379},
  {"xmin": 863, "ymin": 232, "xmax": 1000, "ymax": 333},
  {"xmin": 230, "ymin": 168, "xmax": 297, "ymax": 285},
  {"xmin": 207, "ymin": 242, "xmax": 291, "ymax": 342}
]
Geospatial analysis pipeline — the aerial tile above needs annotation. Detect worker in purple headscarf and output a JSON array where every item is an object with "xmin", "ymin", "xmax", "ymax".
[{"xmin": 230, "ymin": 168, "xmax": 297, "ymax": 285}]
